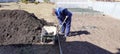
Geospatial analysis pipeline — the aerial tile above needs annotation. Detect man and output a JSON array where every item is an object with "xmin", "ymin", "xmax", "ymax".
[{"xmin": 52, "ymin": 7, "xmax": 72, "ymax": 37}]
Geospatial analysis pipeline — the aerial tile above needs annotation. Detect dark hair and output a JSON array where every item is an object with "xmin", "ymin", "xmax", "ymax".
[{"xmin": 62, "ymin": 8, "xmax": 68, "ymax": 16}]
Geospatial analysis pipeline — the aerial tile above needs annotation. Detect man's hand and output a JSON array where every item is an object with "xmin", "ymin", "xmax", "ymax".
[{"xmin": 66, "ymin": 16, "xmax": 68, "ymax": 19}]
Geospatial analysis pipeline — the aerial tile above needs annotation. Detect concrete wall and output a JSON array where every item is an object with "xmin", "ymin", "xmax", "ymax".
[
  {"xmin": 56, "ymin": 1, "xmax": 120, "ymax": 19},
  {"xmin": 36, "ymin": 0, "xmax": 44, "ymax": 2},
  {"xmin": 55, "ymin": 0, "xmax": 89, "ymax": 2},
  {"xmin": 56, "ymin": 2, "xmax": 91, "ymax": 8},
  {"xmin": 91, "ymin": 2, "xmax": 120, "ymax": 19},
  {"xmin": 35, "ymin": 0, "xmax": 56, "ymax": 2}
]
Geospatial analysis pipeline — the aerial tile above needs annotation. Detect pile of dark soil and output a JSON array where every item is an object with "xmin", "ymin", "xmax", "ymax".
[{"xmin": 0, "ymin": 10, "xmax": 48, "ymax": 45}]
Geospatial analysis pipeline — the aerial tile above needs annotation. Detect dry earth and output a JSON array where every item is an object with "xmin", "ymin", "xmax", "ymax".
[
  {"xmin": 61, "ymin": 13, "xmax": 120, "ymax": 54},
  {"xmin": 0, "ymin": 3, "xmax": 120, "ymax": 54}
]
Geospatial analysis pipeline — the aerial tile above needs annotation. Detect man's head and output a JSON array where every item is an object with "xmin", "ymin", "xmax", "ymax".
[{"xmin": 52, "ymin": 8, "xmax": 56, "ymax": 16}]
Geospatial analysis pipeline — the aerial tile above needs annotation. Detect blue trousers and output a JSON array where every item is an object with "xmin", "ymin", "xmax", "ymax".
[{"xmin": 58, "ymin": 15, "xmax": 72, "ymax": 36}]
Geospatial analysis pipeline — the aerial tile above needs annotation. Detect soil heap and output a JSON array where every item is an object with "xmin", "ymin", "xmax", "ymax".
[{"xmin": 0, "ymin": 10, "xmax": 48, "ymax": 45}]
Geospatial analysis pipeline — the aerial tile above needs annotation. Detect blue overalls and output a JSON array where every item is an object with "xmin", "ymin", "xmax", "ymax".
[{"xmin": 55, "ymin": 7, "xmax": 72, "ymax": 36}]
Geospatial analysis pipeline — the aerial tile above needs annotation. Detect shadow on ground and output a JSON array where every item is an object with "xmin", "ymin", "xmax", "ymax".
[
  {"xmin": 61, "ymin": 41, "xmax": 112, "ymax": 54},
  {"xmin": 70, "ymin": 30, "xmax": 90, "ymax": 36},
  {"xmin": 0, "ymin": 44, "xmax": 59, "ymax": 54},
  {"xmin": 0, "ymin": 36, "xmax": 114, "ymax": 54},
  {"xmin": 59, "ymin": 36, "xmax": 112, "ymax": 54},
  {"xmin": 116, "ymin": 48, "xmax": 120, "ymax": 54}
]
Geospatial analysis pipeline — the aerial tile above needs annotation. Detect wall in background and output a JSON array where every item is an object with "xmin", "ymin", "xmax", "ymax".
[
  {"xmin": 92, "ymin": 2, "xmax": 120, "ymax": 19},
  {"xmin": 56, "ymin": 1, "xmax": 120, "ymax": 19}
]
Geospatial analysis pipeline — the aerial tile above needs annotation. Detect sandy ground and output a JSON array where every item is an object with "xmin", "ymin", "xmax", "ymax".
[
  {"xmin": 0, "ymin": 2, "xmax": 120, "ymax": 54},
  {"xmin": 61, "ymin": 13, "xmax": 120, "ymax": 54}
]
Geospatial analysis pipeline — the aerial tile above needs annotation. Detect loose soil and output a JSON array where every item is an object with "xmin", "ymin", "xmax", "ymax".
[
  {"xmin": 0, "ymin": 10, "xmax": 59, "ymax": 54},
  {"xmin": 0, "ymin": 10, "xmax": 48, "ymax": 45}
]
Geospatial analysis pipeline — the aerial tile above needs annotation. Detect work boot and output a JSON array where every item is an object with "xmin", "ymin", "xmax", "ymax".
[
  {"xmin": 63, "ymin": 33, "xmax": 71, "ymax": 38},
  {"xmin": 63, "ymin": 35, "xmax": 68, "ymax": 38},
  {"xmin": 59, "ymin": 32, "xmax": 64, "ymax": 35}
]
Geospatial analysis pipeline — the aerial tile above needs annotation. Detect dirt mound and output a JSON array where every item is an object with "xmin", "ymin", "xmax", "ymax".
[{"xmin": 0, "ymin": 10, "xmax": 48, "ymax": 45}]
